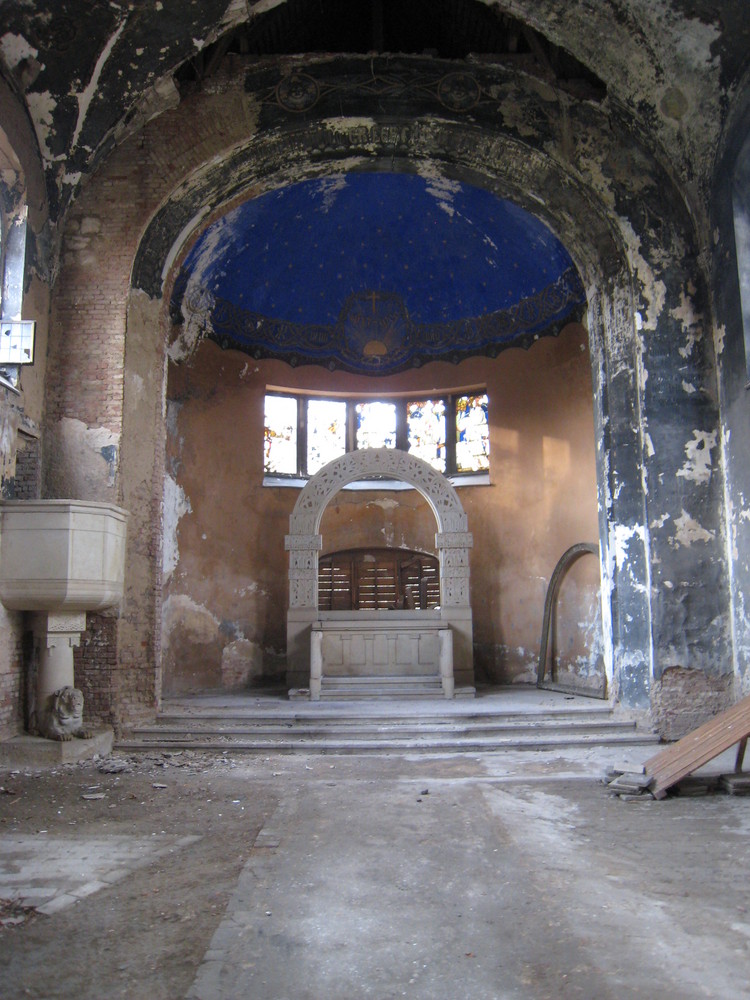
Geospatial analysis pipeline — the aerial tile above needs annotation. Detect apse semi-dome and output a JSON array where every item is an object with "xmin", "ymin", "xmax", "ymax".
[{"xmin": 170, "ymin": 172, "xmax": 585, "ymax": 374}]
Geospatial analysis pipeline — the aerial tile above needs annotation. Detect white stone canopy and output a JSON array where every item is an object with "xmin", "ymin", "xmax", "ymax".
[{"xmin": 284, "ymin": 448, "xmax": 475, "ymax": 691}]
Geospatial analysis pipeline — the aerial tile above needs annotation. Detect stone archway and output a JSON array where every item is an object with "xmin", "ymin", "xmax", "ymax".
[
  {"xmin": 115, "ymin": 55, "xmax": 726, "ymax": 719},
  {"xmin": 285, "ymin": 448, "xmax": 474, "ymax": 693},
  {"xmin": 130, "ymin": 99, "xmax": 641, "ymax": 707}
]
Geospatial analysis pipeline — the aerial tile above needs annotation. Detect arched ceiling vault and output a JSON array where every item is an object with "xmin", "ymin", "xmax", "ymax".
[
  {"xmin": 0, "ymin": 0, "xmax": 747, "ymax": 229},
  {"xmin": 169, "ymin": 171, "xmax": 586, "ymax": 373}
]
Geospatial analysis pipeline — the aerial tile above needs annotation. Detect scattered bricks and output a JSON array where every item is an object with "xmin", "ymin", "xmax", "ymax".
[
  {"xmin": 673, "ymin": 776, "xmax": 720, "ymax": 796},
  {"xmin": 606, "ymin": 772, "xmax": 655, "ymax": 798},
  {"xmin": 719, "ymin": 774, "xmax": 750, "ymax": 795}
]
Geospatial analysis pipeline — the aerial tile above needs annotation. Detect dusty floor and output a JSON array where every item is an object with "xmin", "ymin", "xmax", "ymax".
[{"xmin": 1, "ymin": 745, "xmax": 749, "ymax": 999}]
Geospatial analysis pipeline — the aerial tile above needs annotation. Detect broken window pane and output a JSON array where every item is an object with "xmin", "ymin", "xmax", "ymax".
[
  {"xmin": 455, "ymin": 393, "xmax": 490, "ymax": 472},
  {"xmin": 264, "ymin": 394, "xmax": 298, "ymax": 474},
  {"xmin": 307, "ymin": 398, "xmax": 347, "ymax": 474},
  {"xmin": 355, "ymin": 401, "xmax": 396, "ymax": 450},
  {"xmin": 407, "ymin": 398, "xmax": 446, "ymax": 471}
]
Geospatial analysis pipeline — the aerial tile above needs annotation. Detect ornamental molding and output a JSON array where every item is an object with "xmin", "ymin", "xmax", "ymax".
[{"xmin": 290, "ymin": 449, "xmax": 466, "ymax": 535}]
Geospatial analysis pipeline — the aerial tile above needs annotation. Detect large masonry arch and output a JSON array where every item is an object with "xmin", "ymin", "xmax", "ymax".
[
  {"xmin": 285, "ymin": 448, "xmax": 474, "ymax": 692},
  {"xmin": 52, "ymin": 51, "xmax": 723, "ymax": 726}
]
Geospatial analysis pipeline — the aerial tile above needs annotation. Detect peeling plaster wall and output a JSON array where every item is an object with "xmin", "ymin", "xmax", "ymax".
[
  {"xmin": 509, "ymin": 0, "xmax": 730, "ymax": 213},
  {"xmin": 113, "ymin": 290, "xmax": 168, "ymax": 721},
  {"xmin": 39, "ymin": 84, "xmax": 258, "ymax": 724},
  {"xmin": 319, "ymin": 492, "xmax": 437, "ymax": 559},
  {"xmin": 711, "ymin": 77, "xmax": 750, "ymax": 699},
  {"xmin": 0, "ymin": 79, "xmax": 50, "ymax": 739},
  {"xmin": 163, "ymin": 328, "xmax": 601, "ymax": 694}
]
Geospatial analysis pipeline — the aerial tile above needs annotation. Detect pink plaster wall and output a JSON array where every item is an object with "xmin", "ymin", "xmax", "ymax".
[{"xmin": 163, "ymin": 322, "xmax": 601, "ymax": 693}]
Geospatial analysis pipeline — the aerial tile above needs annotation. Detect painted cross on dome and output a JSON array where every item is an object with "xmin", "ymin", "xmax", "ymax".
[{"xmin": 340, "ymin": 290, "xmax": 411, "ymax": 367}]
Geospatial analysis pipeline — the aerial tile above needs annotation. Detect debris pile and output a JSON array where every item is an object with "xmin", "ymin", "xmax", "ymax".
[{"xmin": 0, "ymin": 897, "xmax": 41, "ymax": 930}]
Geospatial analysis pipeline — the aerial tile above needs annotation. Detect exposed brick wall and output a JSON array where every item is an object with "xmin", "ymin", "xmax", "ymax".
[
  {"xmin": 651, "ymin": 666, "xmax": 735, "ymax": 740},
  {"xmin": 14, "ymin": 432, "xmax": 41, "ymax": 498},
  {"xmin": 0, "ymin": 606, "xmax": 25, "ymax": 740},
  {"xmin": 73, "ymin": 614, "xmax": 118, "ymax": 728}
]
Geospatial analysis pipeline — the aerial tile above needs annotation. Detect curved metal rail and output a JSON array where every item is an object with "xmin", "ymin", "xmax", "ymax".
[{"xmin": 537, "ymin": 542, "xmax": 603, "ymax": 697}]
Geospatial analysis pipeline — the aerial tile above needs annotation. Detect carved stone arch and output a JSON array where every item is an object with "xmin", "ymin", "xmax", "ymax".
[
  {"xmin": 286, "ymin": 447, "xmax": 472, "ymax": 609},
  {"xmin": 285, "ymin": 448, "xmax": 474, "ymax": 691}
]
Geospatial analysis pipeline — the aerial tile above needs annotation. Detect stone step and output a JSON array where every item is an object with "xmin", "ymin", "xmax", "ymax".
[
  {"xmin": 155, "ymin": 704, "xmax": 618, "ymax": 724},
  {"xmin": 120, "ymin": 709, "xmax": 658, "ymax": 754},
  {"xmin": 116, "ymin": 729, "xmax": 657, "ymax": 755},
  {"xmin": 122, "ymin": 688, "xmax": 657, "ymax": 755},
  {"xmin": 130, "ymin": 718, "xmax": 640, "ymax": 739},
  {"xmin": 320, "ymin": 678, "xmax": 445, "ymax": 699}
]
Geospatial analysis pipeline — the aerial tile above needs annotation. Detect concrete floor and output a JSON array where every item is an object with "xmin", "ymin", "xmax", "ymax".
[
  {"xmin": 186, "ymin": 748, "xmax": 750, "ymax": 1000},
  {"xmin": 1, "ymin": 725, "xmax": 749, "ymax": 998}
]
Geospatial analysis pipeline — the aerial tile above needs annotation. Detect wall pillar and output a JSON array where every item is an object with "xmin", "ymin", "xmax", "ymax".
[{"xmin": 589, "ymin": 285, "xmax": 653, "ymax": 708}]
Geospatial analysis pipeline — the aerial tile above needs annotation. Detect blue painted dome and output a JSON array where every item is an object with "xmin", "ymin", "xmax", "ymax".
[{"xmin": 170, "ymin": 172, "xmax": 585, "ymax": 373}]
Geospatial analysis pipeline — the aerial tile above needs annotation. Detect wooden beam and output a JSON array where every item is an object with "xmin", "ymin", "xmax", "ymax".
[{"xmin": 645, "ymin": 693, "xmax": 750, "ymax": 798}]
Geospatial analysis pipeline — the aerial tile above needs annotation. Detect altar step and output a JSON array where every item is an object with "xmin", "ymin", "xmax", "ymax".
[
  {"xmin": 117, "ymin": 694, "xmax": 658, "ymax": 755},
  {"xmin": 319, "ymin": 675, "xmax": 447, "ymax": 699}
]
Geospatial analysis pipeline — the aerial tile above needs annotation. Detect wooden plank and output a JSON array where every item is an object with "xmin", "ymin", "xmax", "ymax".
[{"xmin": 645, "ymin": 693, "xmax": 750, "ymax": 799}]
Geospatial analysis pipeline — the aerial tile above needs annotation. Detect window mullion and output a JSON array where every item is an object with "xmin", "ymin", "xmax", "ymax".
[
  {"xmin": 396, "ymin": 399, "xmax": 408, "ymax": 452},
  {"xmin": 347, "ymin": 400, "xmax": 356, "ymax": 453},
  {"xmin": 298, "ymin": 396, "xmax": 307, "ymax": 476},
  {"xmin": 446, "ymin": 395, "xmax": 458, "ymax": 475}
]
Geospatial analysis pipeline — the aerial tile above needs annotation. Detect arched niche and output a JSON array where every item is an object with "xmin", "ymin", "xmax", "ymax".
[{"xmin": 284, "ymin": 448, "xmax": 474, "ymax": 693}]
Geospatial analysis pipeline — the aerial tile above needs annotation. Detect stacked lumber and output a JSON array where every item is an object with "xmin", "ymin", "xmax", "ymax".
[
  {"xmin": 719, "ymin": 773, "xmax": 750, "ymax": 795},
  {"xmin": 643, "ymin": 693, "xmax": 750, "ymax": 799}
]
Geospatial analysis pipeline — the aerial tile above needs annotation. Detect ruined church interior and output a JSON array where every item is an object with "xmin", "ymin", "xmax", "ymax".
[{"xmin": 1, "ymin": 2, "xmax": 749, "ymax": 997}]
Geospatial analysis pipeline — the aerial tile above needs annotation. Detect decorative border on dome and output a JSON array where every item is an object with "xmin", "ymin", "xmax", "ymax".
[{"xmin": 173, "ymin": 267, "xmax": 585, "ymax": 374}]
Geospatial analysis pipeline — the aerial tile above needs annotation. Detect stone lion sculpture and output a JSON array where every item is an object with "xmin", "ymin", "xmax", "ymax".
[{"xmin": 37, "ymin": 686, "xmax": 93, "ymax": 741}]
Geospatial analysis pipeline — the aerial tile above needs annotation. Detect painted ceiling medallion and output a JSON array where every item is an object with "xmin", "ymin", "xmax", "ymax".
[
  {"xmin": 170, "ymin": 172, "xmax": 585, "ymax": 373},
  {"xmin": 276, "ymin": 73, "xmax": 320, "ymax": 112},
  {"xmin": 437, "ymin": 73, "xmax": 482, "ymax": 111}
]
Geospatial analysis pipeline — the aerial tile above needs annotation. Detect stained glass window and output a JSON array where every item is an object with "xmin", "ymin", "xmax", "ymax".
[
  {"xmin": 355, "ymin": 401, "xmax": 397, "ymax": 450},
  {"xmin": 407, "ymin": 398, "xmax": 446, "ymax": 471},
  {"xmin": 264, "ymin": 390, "xmax": 490, "ymax": 478},
  {"xmin": 264, "ymin": 394, "xmax": 297, "ymax": 474},
  {"xmin": 307, "ymin": 398, "xmax": 347, "ymax": 474},
  {"xmin": 455, "ymin": 393, "xmax": 490, "ymax": 472}
]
